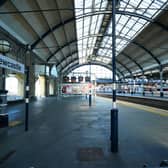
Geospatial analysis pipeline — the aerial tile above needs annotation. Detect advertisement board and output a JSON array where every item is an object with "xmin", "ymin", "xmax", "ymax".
[{"xmin": 61, "ymin": 83, "xmax": 93, "ymax": 95}]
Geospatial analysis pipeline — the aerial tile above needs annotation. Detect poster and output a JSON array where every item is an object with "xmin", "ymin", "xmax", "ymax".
[{"xmin": 61, "ymin": 83, "xmax": 93, "ymax": 95}]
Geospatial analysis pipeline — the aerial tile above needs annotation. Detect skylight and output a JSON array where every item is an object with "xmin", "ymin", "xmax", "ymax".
[
  {"xmin": 75, "ymin": 0, "xmax": 107, "ymax": 64},
  {"xmin": 75, "ymin": 0, "xmax": 168, "ymax": 65}
]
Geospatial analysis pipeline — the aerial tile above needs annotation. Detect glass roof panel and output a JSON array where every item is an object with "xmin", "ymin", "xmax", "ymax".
[
  {"xmin": 75, "ymin": 0, "xmax": 168, "ymax": 64},
  {"xmin": 100, "ymin": 0, "xmax": 168, "ymax": 58},
  {"xmin": 75, "ymin": 0, "xmax": 107, "ymax": 64}
]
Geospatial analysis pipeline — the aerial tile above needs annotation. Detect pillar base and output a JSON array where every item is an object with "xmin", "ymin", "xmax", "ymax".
[{"xmin": 110, "ymin": 108, "xmax": 118, "ymax": 153}]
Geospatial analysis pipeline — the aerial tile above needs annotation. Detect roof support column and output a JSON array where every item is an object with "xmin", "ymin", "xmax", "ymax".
[
  {"xmin": 89, "ymin": 62, "xmax": 92, "ymax": 106},
  {"xmin": 121, "ymin": 78, "xmax": 126, "ymax": 94},
  {"xmin": 110, "ymin": 0, "xmax": 118, "ymax": 153},
  {"xmin": 44, "ymin": 65, "xmax": 48, "ymax": 97},
  {"xmin": 160, "ymin": 66, "xmax": 164, "ymax": 97},
  {"xmin": 58, "ymin": 74, "xmax": 63, "ymax": 97},
  {"xmin": 141, "ymin": 72, "xmax": 145, "ymax": 96}
]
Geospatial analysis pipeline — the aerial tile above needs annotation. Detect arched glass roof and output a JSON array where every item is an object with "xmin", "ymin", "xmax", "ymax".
[
  {"xmin": 68, "ymin": 65, "xmax": 112, "ymax": 79},
  {"xmin": 75, "ymin": 0, "xmax": 168, "ymax": 65},
  {"xmin": 0, "ymin": 0, "xmax": 168, "ymax": 78}
]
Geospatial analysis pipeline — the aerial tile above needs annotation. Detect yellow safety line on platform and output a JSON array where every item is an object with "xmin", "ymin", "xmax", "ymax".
[
  {"xmin": 100, "ymin": 97, "xmax": 168, "ymax": 117},
  {"xmin": 118, "ymin": 101, "xmax": 168, "ymax": 117}
]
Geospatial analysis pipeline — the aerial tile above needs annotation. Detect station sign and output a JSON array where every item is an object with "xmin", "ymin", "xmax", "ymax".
[{"xmin": 0, "ymin": 54, "xmax": 25, "ymax": 74}]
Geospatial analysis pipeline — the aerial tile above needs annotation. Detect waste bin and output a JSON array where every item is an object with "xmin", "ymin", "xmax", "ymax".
[{"xmin": 0, "ymin": 90, "xmax": 8, "ymax": 128}]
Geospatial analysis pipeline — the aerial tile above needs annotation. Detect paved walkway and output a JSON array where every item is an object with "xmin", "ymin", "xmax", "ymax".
[{"xmin": 0, "ymin": 96, "xmax": 168, "ymax": 168}]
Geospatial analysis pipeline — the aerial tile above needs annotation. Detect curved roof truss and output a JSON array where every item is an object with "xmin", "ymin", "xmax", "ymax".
[
  {"xmin": 0, "ymin": 0, "xmax": 167, "ymax": 79},
  {"xmin": 58, "ymin": 53, "xmax": 132, "ymax": 78},
  {"xmin": 31, "ymin": 9, "xmax": 168, "ymax": 50},
  {"xmin": 62, "ymin": 61, "xmax": 124, "ymax": 78},
  {"xmin": 48, "ymin": 34, "xmax": 160, "ymax": 72}
]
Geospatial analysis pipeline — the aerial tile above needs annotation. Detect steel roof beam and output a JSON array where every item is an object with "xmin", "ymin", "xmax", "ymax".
[
  {"xmin": 55, "ymin": 51, "xmax": 78, "ymax": 67},
  {"xmin": 66, "ymin": 66, "xmax": 123, "ymax": 79},
  {"xmin": 31, "ymin": 10, "xmax": 166, "ymax": 50},
  {"xmin": 58, "ymin": 52, "xmax": 129, "ymax": 77},
  {"xmin": 62, "ymin": 62, "xmax": 79, "ymax": 75},
  {"xmin": 31, "ymin": 10, "xmax": 168, "ymax": 49},
  {"xmin": 122, "ymin": 52, "xmax": 143, "ymax": 72},
  {"xmin": 31, "ymin": 17, "xmax": 75, "ymax": 49},
  {"xmin": 54, "ymin": 0, "xmax": 74, "ymax": 66},
  {"xmin": 92, "ymin": 1, "xmax": 112, "ymax": 57},
  {"xmin": 116, "ymin": 10, "xmax": 153, "ymax": 22},
  {"xmin": 43, "ymin": 35, "xmax": 125, "ymax": 59},
  {"xmin": 31, "ymin": 11, "xmax": 112, "ymax": 49},
  {"xmin": 93, "ymin": 48, "xmax": 143, "ymax": 73},
  {"xmin": 56, "ymin": 53, "xmax": 106, "ymax": 72},
  {"xmin": 132, "ymin": 41, "xmax": 161, "ymax": 65},
  {"xmin": 61, "ymin": 61, "xmax": 124, "ymax": 78},
  {"xmin": 47, "ymin": 35, "xmax": 103, "ymax": 61},
  {"xmin": 115, "ymin": 59, "xmax": 132, "ymax": 76},
  {"xmin": 116, "ymin": 10, "xmax": 168, "ymax": 31},
  {"xmin": 47, "ymin": 33, "xmax": 159, "ymax": 69}
]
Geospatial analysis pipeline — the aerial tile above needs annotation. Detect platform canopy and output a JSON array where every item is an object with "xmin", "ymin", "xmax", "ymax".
[{"xmin": 0, "ymin": 0, "xmax": 168, "ymax": 79}]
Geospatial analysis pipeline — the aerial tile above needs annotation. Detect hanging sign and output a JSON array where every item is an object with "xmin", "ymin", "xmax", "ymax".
[
  {"xmin": 71, "ymin": 76, "xmax": 76, "ymax": 83},
  {"xmin": 78, "ymin": 76, "xmax": 83, "ymax": 82},
  {"xmin": 0, "ymin": 54, "xmax": 25, "ymax": 74},
  {"xmin": 85, "ymin": 76, "xmax": 90, "ymax": 82}
]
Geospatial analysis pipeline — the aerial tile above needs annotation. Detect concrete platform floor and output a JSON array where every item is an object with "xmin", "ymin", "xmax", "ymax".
[{"xmin": 0, "ymin": 95, "xmax": 168, "ymax": 168}]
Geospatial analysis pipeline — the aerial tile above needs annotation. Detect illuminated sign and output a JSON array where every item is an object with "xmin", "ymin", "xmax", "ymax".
[{"xmin": 0, "ymin": 54, "xmax": 25, "ymax": 74}]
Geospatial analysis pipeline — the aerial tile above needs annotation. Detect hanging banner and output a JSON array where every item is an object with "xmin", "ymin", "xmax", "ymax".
[{"xmin": 0, "ymin": 54, "xmax": 25, "ymax": 74}]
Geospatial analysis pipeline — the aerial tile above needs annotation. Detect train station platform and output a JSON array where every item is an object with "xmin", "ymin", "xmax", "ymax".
[
  {"xmin": 0, "ymin": 96, "xmax": 168, "ymax": 168},
  {"xmin": 97, "ymin": 92, "xmax": 168, "ymax": 111}
]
